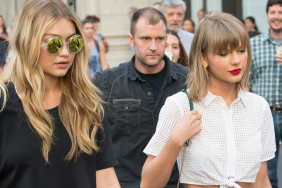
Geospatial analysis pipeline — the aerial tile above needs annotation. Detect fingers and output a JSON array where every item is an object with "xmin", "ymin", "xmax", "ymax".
[
  {"xmin": 275, "ymin": 54, "xmax": 282, "ymax": 65},
  {"xmin": 178, "ymin": 110, "xmax": 202, "ymax": 140},
  {"xmin": 184, "ymin": 110, "xmax": 202, "ymax": 120}
]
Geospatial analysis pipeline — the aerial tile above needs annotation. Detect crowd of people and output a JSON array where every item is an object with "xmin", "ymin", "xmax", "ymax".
[{"xmin": 0, "ymin": 0, "xmax": 281, "ymax": 188}]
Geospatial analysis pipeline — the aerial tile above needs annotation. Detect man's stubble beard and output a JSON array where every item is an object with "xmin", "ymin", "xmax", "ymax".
[
  {"xmin": 136, "ymin": 54, "xmax": 164, "ymax": 68},
  {"xmin": 134, "ymin": 40, "xmax": 164, "ymax": 68},
  {"xmin": 271, "ymin": 26, "xmax": 282, "ymax": 33}
]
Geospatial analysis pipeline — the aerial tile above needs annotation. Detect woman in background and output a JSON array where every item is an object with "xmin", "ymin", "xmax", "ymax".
[
  {"xmin": 165, "ymin": 29, "xmax": 188, "ymax": 67},
  {"xmin": 83, "ymin": 19, "xmax": 108, "ymax": 78},
  {"xmin": 85, "ymin": 15, "xmax": 109, "ymax": 53},
  {"xmin": 0, "ymin": 15, "xmax": 11, "ymax": 73},
  {"xmin": 244, "ymin": 16, "xmax": 260, "ymax": 38}
]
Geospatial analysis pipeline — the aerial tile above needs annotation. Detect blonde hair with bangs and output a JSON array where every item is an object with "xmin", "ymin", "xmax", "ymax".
[
  {"xmin": 187, "ymin": 12, "xmax": 252, "ymax": 101},
  {"xmin": 0, "ymin": 0, "xmax": 103, "ymax": 163}
]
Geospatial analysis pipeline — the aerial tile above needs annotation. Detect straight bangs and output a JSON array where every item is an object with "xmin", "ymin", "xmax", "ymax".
[
  {"xmin": 187, "ymin": 12, "xmax": 252, "ymax": 101},
  {"xmin": 203, "ymin": 18, "xmax": 250, "ymax": 55}
]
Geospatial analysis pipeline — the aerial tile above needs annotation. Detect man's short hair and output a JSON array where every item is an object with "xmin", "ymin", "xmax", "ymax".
[
  {"xmin": 130, "ymin": 7, "xmax": 168, "ymax": 37},
  {"xmin": 159, "ymin": 0, "xmax": 187, "ymax": 14},
  {"xmin": 266, "ymin": 0, "xmax": 282, "ymax": 13}
]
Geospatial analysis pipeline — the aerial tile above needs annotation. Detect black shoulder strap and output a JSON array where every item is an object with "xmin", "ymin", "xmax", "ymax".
[{"xmin": 94, "ymin": 39, "xmax": 99, "ymax": 52}]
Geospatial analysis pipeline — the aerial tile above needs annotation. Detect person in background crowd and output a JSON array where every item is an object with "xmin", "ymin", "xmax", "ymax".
[
  {"xmin": 85, "ymin": 15, "xmax": 109, "ymax": 53},
  {"xmin": 244, "ymin": 16, "xmax": 260, "ymax": 38},
  {"xmin": 82, "ymin": 19, "xmax": 108, "ymax": 78},
  {"xmin": 128, "ymin": 7, "xmax": 138, "ymax": 20},
  {"xmin": 0, "ymin": 0, "xmax": 120, "ymax": 188},
  {"xmin": 141, "ymin": 12, "xmax": 274, "ymax": 188},
  {"xmin": 165, "ymin": 29, "xmax": 188, "ymax": 67},
  {"xmin": 0, "ymin": 16, "xmax": 11, "ymax": 74},
  {"xmin": 159, "ymin": 0, "xmax": 194, "ymax": 56},
  {"xmin": 197, "ymin": 8, "xmax": 204, "ymax": 23},
  {"xmin": 93, "ymin": 7, "xmax": 188, "ymax": 188},
  {"xmin": 245, "ymin": 16, "xmax": 259, "ymax": 31},
  {"xmin": 153, "ymin": 2, "xmax": 160, "ymax": 10},
  {"xmin": 182, "ymin": 18, "xmax": 195, "ymax": 33},
  {"xmin": 249, "ymin": 0, "xmax": 282, "ymax": 187}
]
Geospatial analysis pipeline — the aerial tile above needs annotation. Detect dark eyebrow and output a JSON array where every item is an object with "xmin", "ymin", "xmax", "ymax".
[{"xmin": 139, "ymin": 36, "xmax": 151, "ymax": 38}]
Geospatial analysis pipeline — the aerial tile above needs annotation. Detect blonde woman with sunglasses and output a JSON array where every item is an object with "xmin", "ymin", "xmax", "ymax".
[
  {"xmin": 141, "ymin": 12, "xmax": 275, "ymax": 188},
  {"xmin": 0, "ymin": 0, "xmax": 120, "ymax": 188}
]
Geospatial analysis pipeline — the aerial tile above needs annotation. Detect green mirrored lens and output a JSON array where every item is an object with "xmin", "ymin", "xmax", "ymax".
[
  {"xmin": 69, "ymin": 36, "xmax": 83, "ymax": 53},
  {"xmin": 47, "ymin": 38, "xmax": 63, "ymax": 54}
]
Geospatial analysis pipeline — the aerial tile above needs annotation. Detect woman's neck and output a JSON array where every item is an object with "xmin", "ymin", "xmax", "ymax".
[
  {"xmin": 45, "ymin": 75, "xmax": 60, "ymax": 93},
  {"xmin": 207, "ymin": 78, "xmax": 238, "ymax": 108},
  {"xmin": 43, "ymin": 75, "xmax": 62, "ymax": 109}
]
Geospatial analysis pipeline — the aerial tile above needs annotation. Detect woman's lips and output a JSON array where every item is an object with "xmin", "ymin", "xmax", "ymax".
[
  {"xmin": 55, "ymin": 61, "xmax": 68, "ymax": 68},
  {"xmin": 229, "ymin": 68, "xmax": 241, "ymax": 75}
]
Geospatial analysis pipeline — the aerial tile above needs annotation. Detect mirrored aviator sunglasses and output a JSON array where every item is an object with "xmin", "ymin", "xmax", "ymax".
[{"xmin": 41, "ymin": 34, "xmax": 84, "ymax": 55}]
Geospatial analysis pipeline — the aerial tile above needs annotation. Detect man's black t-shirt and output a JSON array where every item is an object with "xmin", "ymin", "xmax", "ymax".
[
  {"xmin": 135, "ymin": 62, "xmax": 167, "ymax": 102},
  {"xmin": 0, "ymin": 83, "xmax": 118, "ymax": 188}
]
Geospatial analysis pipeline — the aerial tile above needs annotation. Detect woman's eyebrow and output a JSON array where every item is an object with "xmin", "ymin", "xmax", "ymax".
[{"xmin": 44, "ymin": 33, "xmax": 76, "ymax": 38}]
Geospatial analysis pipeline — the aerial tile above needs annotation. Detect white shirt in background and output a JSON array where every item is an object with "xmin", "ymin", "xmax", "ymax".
[{"xmin": 177, "ymin": 29, "xmax": 194, "ymax": 56}]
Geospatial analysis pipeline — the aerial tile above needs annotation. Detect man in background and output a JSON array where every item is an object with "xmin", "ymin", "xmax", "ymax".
[
  {"xmin": 249, "ymin": 0, "xmax": 282, "ymax": 187},
  {"xmin": 93, "ymin": 7, "xmax": 187, "ymax": 188},
  {"xmin": 159, "ymin": 0, "xmax": 194, "ymax": 56}
]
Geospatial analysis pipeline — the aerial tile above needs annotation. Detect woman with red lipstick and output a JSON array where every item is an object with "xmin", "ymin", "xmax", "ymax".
[
  {"xmin": 141, "ymin": 12, "xmax": 275, "ymax": 188},
  {"xmin": 0, "ymin": 0, "xmax": 120, "ymax": 188}
]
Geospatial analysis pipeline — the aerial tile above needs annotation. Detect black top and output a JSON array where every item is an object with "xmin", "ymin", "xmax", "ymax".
[
  {"xmin": 93, "ymin": 55, "xmax": 188, "ymax": 188},
  {"xmin": 0, "ymin": 83, "xmax": 118, "ymax": 188},
  {"xmin": 135, "ymin": 62, "xmax": 167, "ymax": 102}
]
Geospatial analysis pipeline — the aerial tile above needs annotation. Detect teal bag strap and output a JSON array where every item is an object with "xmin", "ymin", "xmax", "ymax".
[
  {"xmin": 177, "ymin": 89, "xmax": 194, "ymax": 188},
  {"xmin": 181, "ymin": 89, "xmax": 193, "ymax": 146}
]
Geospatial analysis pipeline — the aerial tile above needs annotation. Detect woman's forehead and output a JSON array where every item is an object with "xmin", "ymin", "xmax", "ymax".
[{"xmin": 45, "ymin": 18, "xmax": 76, "ymax": 37}]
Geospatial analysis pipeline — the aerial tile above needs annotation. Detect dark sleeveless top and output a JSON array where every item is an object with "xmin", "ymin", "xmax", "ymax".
[{"xmin": 0, "ymin": 27, "xmax": 9, "ymax": 66}]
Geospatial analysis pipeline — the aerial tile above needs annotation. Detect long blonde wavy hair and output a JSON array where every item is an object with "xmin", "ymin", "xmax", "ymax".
[
  {"xmin": 187, "ymin": 12, "xmax": 252, "ymax": 101},
  {"xmin": 0, "ymin": 0, "xmax": 103, "ymax": 163}
]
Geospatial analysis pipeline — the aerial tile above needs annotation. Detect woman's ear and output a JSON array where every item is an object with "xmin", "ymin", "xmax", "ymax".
[{"xmin": 202, "ymin": 54, "xmax": 208, "ymax": 67}]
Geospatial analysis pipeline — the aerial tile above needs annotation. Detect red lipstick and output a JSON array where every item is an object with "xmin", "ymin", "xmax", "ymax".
[{"xmin": 229, "ymin": 68, "xmax": 241, "ymax": 75}]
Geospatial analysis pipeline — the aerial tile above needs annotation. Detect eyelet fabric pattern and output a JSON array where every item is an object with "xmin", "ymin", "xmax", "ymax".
[{"xmin": 144, "ymin": 89, "xmax": 276, "ymax": 186}]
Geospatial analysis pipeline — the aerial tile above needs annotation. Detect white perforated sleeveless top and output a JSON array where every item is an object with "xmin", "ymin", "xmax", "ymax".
[{"xmin": 144, "ymin": 89, "xmax": 276, "ymax": 188}]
